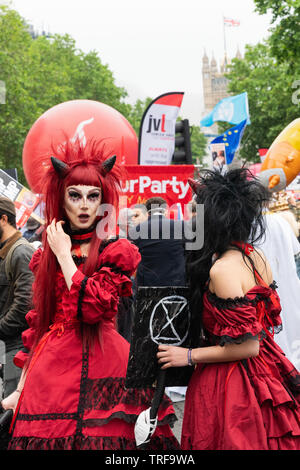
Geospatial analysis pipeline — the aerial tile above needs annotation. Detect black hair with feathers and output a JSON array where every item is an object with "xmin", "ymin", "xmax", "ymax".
[{"xmin": 186, "ymin": 167, "xmax": 271, "ymax": 338}]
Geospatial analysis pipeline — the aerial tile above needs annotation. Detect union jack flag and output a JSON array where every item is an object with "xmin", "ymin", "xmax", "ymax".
[{"xmin": 224, "ymin": 17, "xmax": 240, "ymax": 27}]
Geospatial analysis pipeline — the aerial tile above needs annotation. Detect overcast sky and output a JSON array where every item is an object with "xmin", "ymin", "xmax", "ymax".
[{"xmin": 8, "ymin": 0, "xmax": 272, "ymax": 124}]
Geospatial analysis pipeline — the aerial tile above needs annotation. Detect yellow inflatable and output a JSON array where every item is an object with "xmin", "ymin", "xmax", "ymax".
[{"xmin": 259, "ymin": 118, "xmax": 300, "ymax": 191}]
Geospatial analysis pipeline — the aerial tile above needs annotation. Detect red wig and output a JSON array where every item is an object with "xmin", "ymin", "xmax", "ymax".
[{"xmin": 28, "ymin": 140, "xmax": 124, "ymax": 360}]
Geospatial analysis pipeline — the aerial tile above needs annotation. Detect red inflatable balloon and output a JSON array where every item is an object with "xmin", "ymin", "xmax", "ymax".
[{"xmin": 22, "ymin": 100, "xmax": 138, "ymax": 193}]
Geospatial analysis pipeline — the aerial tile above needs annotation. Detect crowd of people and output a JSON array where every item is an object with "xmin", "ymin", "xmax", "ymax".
[{"xmin": 0, "ymin": 139, "xmax": 300, "ymax": 451}]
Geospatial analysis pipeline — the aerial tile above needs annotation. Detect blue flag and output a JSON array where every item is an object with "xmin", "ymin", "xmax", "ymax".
[
  {"xmin": 200, "ymin": 92, "xmax": 250, "ymax": 127},
  {"xmin": 211, "ymin": 119, "xmax": 247, "ymax": 165}
]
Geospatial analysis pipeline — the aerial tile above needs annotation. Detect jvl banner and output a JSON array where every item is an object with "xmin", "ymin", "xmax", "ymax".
[
  {"xmin": 120, "ymin": 165, "xmax": 194, "ymax": 213},
  {"xmin": 138, "ymin": 92, "xmax": 184, "ymax": 165},
  {"xmin": 0, "ymin": 169, "xmax": 41, "ymax": 228}
]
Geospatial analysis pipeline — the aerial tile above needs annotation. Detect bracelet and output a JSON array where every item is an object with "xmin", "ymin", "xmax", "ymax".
[{"xmin": 187, "ymin": 348, "xmax": 194, "ymax": 367}]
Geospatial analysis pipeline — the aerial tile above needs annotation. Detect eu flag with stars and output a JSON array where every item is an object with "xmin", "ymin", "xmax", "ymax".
[{"xmin": 211, "ymin": 119, "xmax": 247, "ymax": 164}]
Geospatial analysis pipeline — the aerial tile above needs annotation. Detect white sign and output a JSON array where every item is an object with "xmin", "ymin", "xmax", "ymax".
[{"xmin": 139, "ymin": 92, "xmax": 184, "ymax": 165}]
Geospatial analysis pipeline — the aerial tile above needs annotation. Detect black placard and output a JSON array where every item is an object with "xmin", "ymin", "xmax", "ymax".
[{"xmin": 125, "ymin": 286, "xmax": 200, "ymax": 389}]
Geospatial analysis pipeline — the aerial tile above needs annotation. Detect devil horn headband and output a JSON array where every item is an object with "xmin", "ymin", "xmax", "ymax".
[
  {"xmin": 102, "ymin": 155, "xmax": 116, "ymax": 174},
  {"xmin": 50, "ymin": 154, "xmax": 117, "ymax": 177},
  {"xmin": 50, "ymin": 156, "xmax": 69, "ymax": 176}
]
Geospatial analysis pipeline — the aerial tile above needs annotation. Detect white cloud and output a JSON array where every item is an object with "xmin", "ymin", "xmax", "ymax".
[{"xmin": 10, "ymin": 0, "xmax": 271, "ymax": 124}]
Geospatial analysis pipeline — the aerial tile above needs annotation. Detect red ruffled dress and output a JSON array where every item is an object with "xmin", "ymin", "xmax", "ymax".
[
  {"xmin": 8, "ymin": 238, "xmax": 179, "ymax": 450},
  {"xmin": 181, "ymin": 274, "xmax": 300, "ymax": 450}
]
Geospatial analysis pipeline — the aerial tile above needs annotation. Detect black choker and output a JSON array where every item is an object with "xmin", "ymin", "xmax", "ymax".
[
  {"xmin": 71, "ymin": 231, "xmax": 94, "ymax": 245},
  {"xmin": 64, "ymin": 222, "xmax": 96, "ymax": 245}
]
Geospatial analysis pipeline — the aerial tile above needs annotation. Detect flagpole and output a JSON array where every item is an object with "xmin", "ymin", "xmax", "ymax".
[{"xmin": 222, "ymin": 14, "xmax": 227, "ymax": 66}]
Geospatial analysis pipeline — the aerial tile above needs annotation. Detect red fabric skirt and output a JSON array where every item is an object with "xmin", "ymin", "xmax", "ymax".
[
  {"xmin": 9, "ymin": 322, "xmax": 178, "ymax": 450},
  {"xmin": 181, "ymin": 346, "xmax": 300, "ymax": 450}
]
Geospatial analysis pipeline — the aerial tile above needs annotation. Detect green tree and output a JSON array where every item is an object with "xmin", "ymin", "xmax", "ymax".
[
  {"xmin": 218, "ymin": 42, "xmax": 300, "ymax": 162},
  {"xmin": 190, "ymin": 125, "xmax": 207, "ymax": 165},
  {"xmin": 254, "ymin": 0, "xmax": 300, "ymax": 66},
  {"xmin": 0, "ymin": 7, "xmax": 34, "ymax": 173},
  {"xmin": 0, "ymin": 6, "xmax": 132, "ymax": 185},
  {"xmin": 126, "ymin": 97, "xmax": 153, "ymax": 136}
]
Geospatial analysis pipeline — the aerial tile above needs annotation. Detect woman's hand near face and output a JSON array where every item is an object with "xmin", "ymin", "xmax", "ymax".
[
  {"xmin": 46, "ymin": 219, "xmax": 77, "ymax": 290},
  {"xmin": 46, "ymin": 219, "xmax": 71, "ymax": 258}
]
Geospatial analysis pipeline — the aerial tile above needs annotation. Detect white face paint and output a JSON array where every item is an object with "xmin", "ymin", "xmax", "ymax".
[{"xmin": 63, "ymin": 185, "xmax": 102, "ymax": 230}]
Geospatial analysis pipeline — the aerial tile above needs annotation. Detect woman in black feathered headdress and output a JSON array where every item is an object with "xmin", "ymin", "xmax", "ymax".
[
  {"xmin": 188, "ymin": 167, "xmax": 270, "ymax": 296},
  {"xmin": 157, "ymin": 167, "xmax": 300, "ymax": 450}
]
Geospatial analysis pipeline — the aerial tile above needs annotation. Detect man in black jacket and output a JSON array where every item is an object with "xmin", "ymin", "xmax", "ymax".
[
  {"xmin": 130, "ymin": 197, "xmax": 186, "ymax": 287},
  {"xmin": 128, "ymin": 197, "xmax": 189, "ymax": 445},
  {"xmin": 0, "ymin": 197, "xmax": 35, "ymax": 397}
]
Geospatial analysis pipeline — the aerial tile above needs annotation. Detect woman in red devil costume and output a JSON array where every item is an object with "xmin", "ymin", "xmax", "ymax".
[
  {"xmin": 157, "ymin": 168, "xmax": 300, "ymax": 450},
  {"xmin": 1, "ymin": 141, "xmax": 178, "ymax": 450}
]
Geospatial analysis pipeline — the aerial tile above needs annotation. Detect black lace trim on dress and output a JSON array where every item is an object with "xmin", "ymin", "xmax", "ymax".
[
  {"xmin": 8, "ymin": 434, "xmax": 180, "ymax": 451},
  {"xmin": 17, "ymin": 412, "xmax": 77, "ymax": 421},
  {"xmin": 77, "ymin": 276, "xmax": 88, "ymax": 319},
  {"xmin": 208, "ymin": 325, "xmax": 283, "ymax": 346},
  {"xmin": 269, "ymin": 280, "xmax": 278, "ymax": 290},
  {"xmin": 283, "ymin": 367, "xmax": 300, "ymax": 397},
  {"xmin": 14, "ymin": 377, "xmax": 176, "ymax": 426},
  {"xmin": 71, "ymin": 237, "xmax": 123, "ymax": 270},
  {"xmin": 207, "ymin": 291, "xmax": 264, "ymax": 309},
  {"xmin": 84, "ymin": 377, "xmax": 174, "ymax": 412},
  {"xmin": 75, "ymin": 348, "xmax": 89, "ymax": 439},
  {"xmin": 72, "ymin": 255, "xmax": 87, "ymax": 265},
  {"xmin": 210, "ymin": 330, "xmax": 266, "ymax": 347},
  {"xmin": 70, "ymin": 237, "xmax": 120, "ymax": 265},
  {"xmin": 207, "ymin": 280, "xmax": 278, "ymax": 310},
  {"xmin": 99, "ymin": 262, "xmax": 131, "ymax": 278},
  {"xmin": 272, "ymin": 324, "xmax": 283, "ymax": 334}
]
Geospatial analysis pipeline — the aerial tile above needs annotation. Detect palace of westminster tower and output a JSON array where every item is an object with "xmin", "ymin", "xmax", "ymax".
[
  {"xmin": 200, "ymin": 48, "xmax": 242, "ymax": 166},
  {"xmin": 202, "ymin": 48, "xmax": 242, "ymax": 118}
]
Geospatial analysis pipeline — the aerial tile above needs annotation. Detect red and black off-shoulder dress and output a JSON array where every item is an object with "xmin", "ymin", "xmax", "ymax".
[
  {"xmin": 181, "ymin": 266, "xmax": 300, "ymax": 450},
  {"xmin": 8, "ymin": 238, "xmax": 179, "ymax": 450}
]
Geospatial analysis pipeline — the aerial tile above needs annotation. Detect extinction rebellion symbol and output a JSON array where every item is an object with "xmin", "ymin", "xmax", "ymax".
[{"xmin": 149, "ymin": 295, "xmax": 190, "ymax": 346}]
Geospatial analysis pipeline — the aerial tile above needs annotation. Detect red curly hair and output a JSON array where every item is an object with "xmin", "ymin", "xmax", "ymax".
[{"xmin": 28, "ymin": 140, "xmax": 123, "ymax": 361}]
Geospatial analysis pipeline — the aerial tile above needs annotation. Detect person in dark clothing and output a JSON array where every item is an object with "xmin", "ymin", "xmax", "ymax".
[
  {"xmin": 22, "ymin": 217, "xmax": 40, "ymax": 241},
  {"xmin": 130, "ymin": 197, "xmax": 186, "ymax": 287},
  {"xmin": 0, "ymin": 197, "xmax": 35, "ymax": 397},
  {"xmin": 129, "ymin": 197, "xmax": 187, "ymax": 446}
]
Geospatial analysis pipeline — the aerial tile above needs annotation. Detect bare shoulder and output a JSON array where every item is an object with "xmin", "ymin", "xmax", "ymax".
[
  {"xmin": 251, "ymin": 247, "xmax": 273, "ymax": 284},
  {"xmin": 209, "ymin": 258, "xmax": 244, "ymax": 299},
  {"xmin": 209, "ymin": 248, "xmax": 274, "ymax": 300}
]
